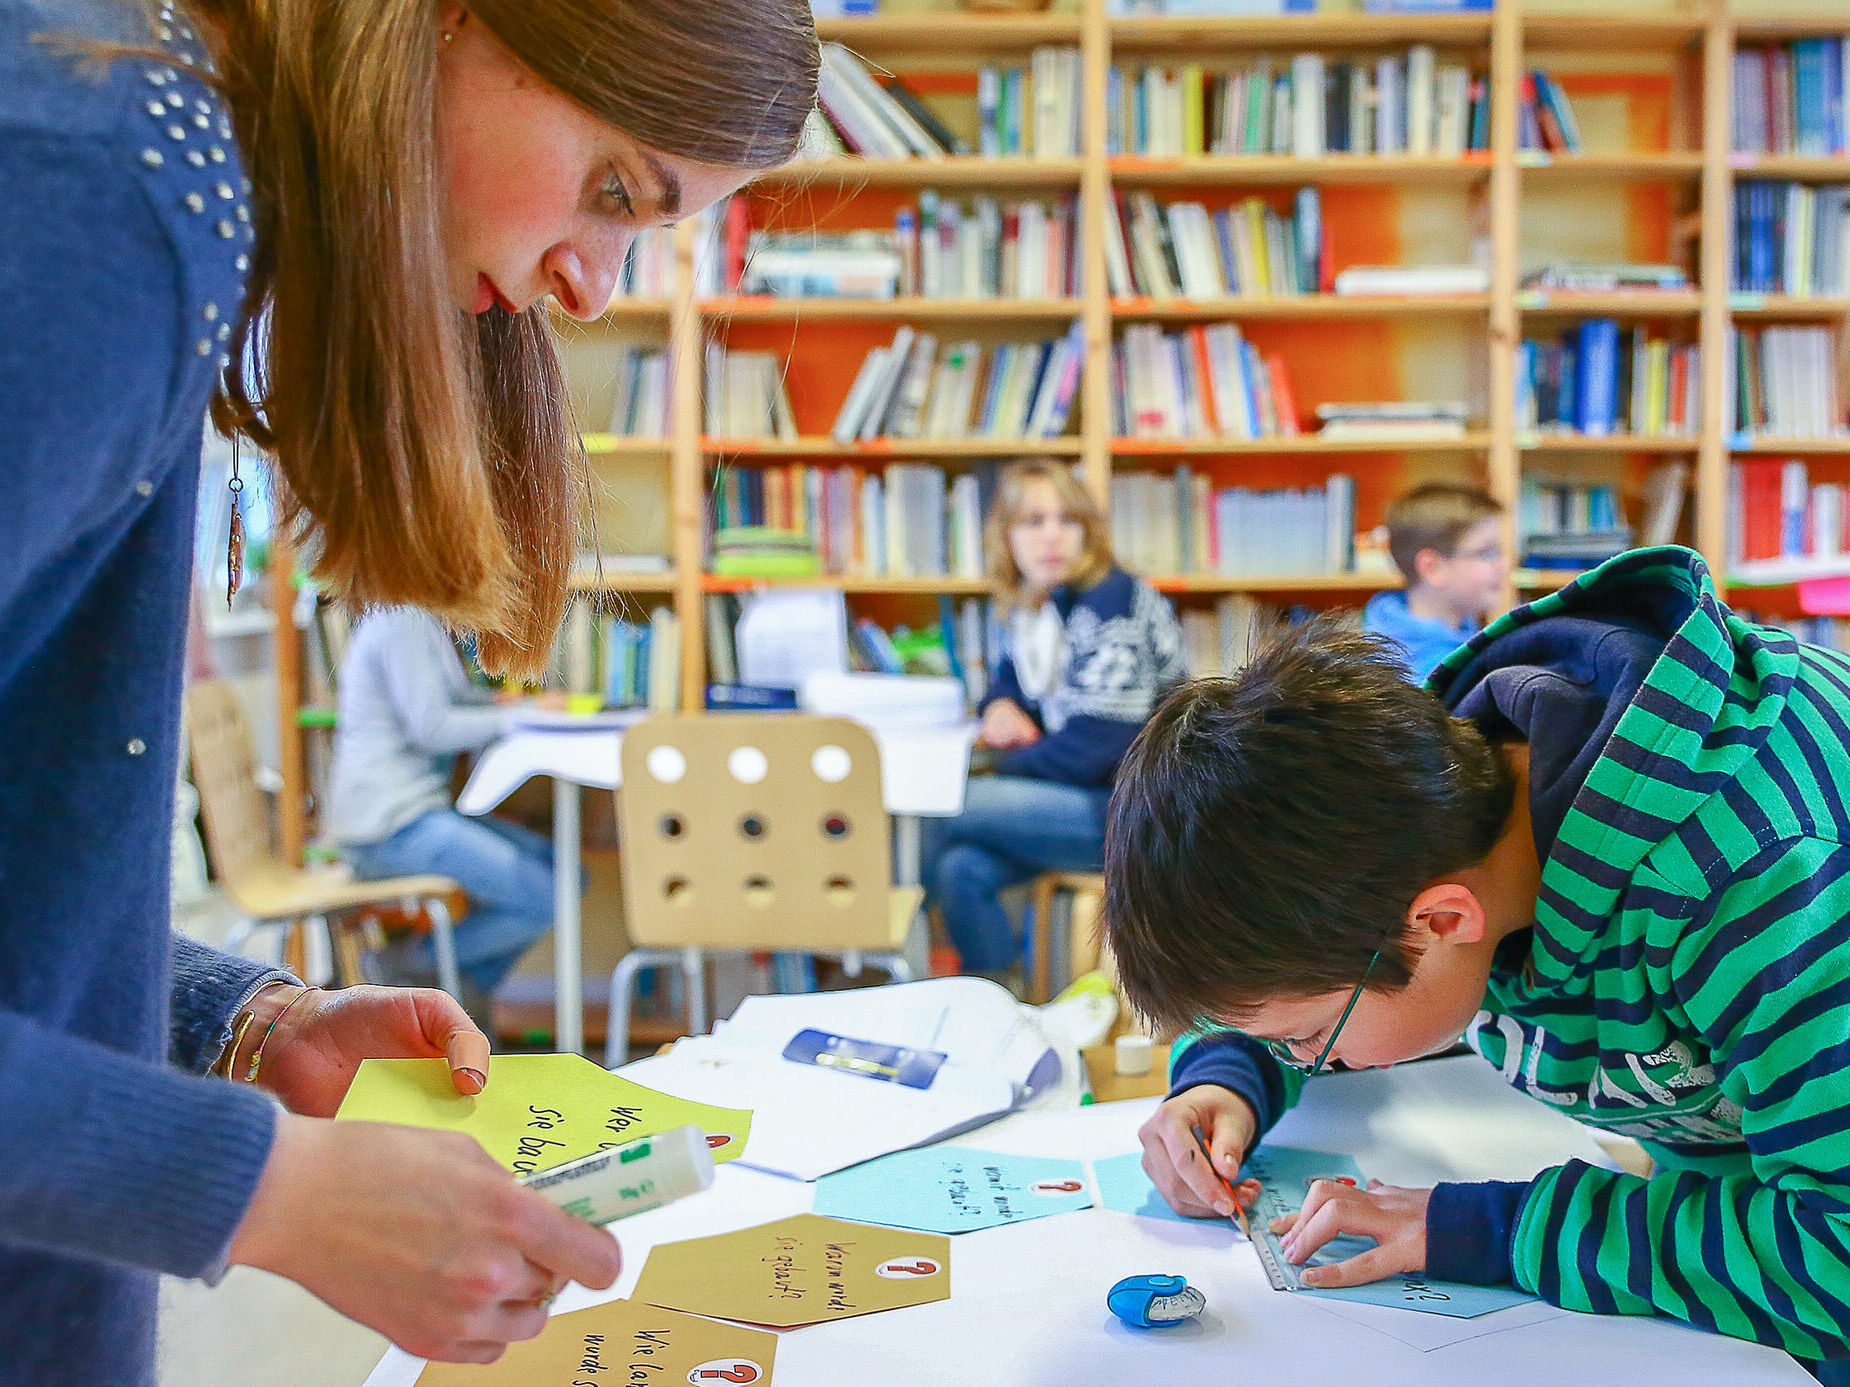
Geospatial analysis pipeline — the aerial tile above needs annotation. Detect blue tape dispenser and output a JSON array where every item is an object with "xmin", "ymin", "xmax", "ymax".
[{"xmin": 1107, "ymin": 1274, "xmax": 1206, "ymax": 1329}]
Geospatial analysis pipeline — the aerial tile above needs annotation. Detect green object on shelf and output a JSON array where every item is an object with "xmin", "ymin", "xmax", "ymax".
[{"xmin": 297, "ymin": 706, "xmax": 338, "ymax": 729}]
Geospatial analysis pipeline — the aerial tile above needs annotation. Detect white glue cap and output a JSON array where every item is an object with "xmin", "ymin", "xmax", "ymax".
[{"xmin": 649, "ymin": 1123, "xmax": 719, "ymax": 1199}]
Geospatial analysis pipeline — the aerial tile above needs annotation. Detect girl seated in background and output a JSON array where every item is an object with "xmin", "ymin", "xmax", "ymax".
[
  {"xmin": 327, "ymin": 606, "xmax": 555, "ymax": 1018},
  {"xmin": 929, "ymin": 461, "xmax": 1187, "ymax": 990}
]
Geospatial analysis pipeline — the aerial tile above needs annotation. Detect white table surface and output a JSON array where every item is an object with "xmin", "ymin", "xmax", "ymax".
[
  {"xmin": 456, "ymin": 720, "xmax": 978, "ymax": 1053},
  {"xmin": 361, "ymin": 1056, "xmax": 1806, "ymax": 1387}
]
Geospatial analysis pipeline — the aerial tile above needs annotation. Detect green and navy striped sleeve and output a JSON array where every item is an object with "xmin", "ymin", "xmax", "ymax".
[{"xmin": 1507, "ymin": 837, "xmax": 1850, "ymax": 1358}]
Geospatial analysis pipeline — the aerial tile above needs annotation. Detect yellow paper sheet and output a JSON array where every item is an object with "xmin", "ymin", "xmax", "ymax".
[{"xmin": 335, "ymin": 1053, "xmax": 751, "ymax": 1175}]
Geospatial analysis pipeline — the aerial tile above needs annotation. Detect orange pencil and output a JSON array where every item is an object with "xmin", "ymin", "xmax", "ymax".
[{"xmin": 1190, "ymin": 1122, "xmax": 1252, "ymax": 1240}]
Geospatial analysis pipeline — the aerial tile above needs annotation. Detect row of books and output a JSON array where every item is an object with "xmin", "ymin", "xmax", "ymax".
[
  {"xmin": 1517, "ymin": 479, "xmax": 1631, "ymax": 570},
  {"xmin": 1516, "ymin": 323, "xmax": 1700, "ymax": 439},
  {"xmin": 1516, "ymin": 69, "xmax": 1582, "ymax": 154},
  {"xmin": 1733, "ymin": 182, "xmax": 1850, "ymax": 297},
  {"xmin": 810, "ymin": 42, "xmax": 1083, "ymax": 161},
  {"xmin": 1105, "ymin": 188, "xmax": 1326, "ymax": 300},
  {"xmin": 729, "ymin": 194, "xmax": 1083, "ymax": 301},
  {"xmin": 604, "ymin": 347, "xmax": 672, "ymax": 438},
  {"xmin": 1727, "ymin": 325, "xmax": 1846, "ymax": 439},
  {"xmin": 612, "ymin": 226, "xmax": 673, "ymax": 302},
  {"xmin": 702, "ymin": 346, "xmax": 796, "ymax": 439},
  {"xmin": 552, "ymin": 602, "xmax": 681, "ymax": 710},
  {"xmin": 1106, "ymin": 48, "xmax": 1485, "ymax": 159},
  {"xmin": 1729, "ymin": 458, "xmax": 1850, "ymax": 567},
  {"xmin": 1179, "ymin": 592, "xmax": 1284, "ymax": 678},
  {"xmin": 831, "ymin": 324, "xmax": 1085, "ymax": 443},
  {"xmin": 1110, "ymin": 467, "xmax": 1355, "ymax": 577},
  {"xmin": 1112, "ymin": 322, "xmax": 1299, "ymax": 439},
  {"xmin": 708, "ymin": 463, "xmax": 988, "ymax": 581},
  {"xmin": 1731, "ymin": 37, "xmax": 1850, "ymax": 158}
]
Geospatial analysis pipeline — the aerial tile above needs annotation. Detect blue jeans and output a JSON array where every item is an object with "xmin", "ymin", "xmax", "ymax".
[
  {"xmin": 925, "ymin": 775, "xmax": 1111, "ymax": 973},
  {"xmin": 344, "ymin": 810, "xmax": 555, "ymax": 993}
]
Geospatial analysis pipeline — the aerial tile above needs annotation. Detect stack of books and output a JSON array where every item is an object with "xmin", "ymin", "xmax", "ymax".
[
  {"xmin": 1111, "ymin": 466, "xmax": 1354, "ymax": 578},
  {"xmin": 1179, "ymin": 592, "xmax": 1290, "ymax": 679},
  {"xmin": 1732, "ymin": 35, "xmax": 1850, "ymax": 157},
  {"xmin": 1105, "ymin": 188, "xmax": 1326, "ymax": 299},
  {"xmin": 1315, "ymin": 402, "xmax": 1470, "ymax": 441},
  {"xmin": 1733, "ymin": 182, "xmax": 1850, "ymax": 296},
  {"xmin": 605, "ymin": 348, "xmax": 672, "ymax": 437},
  {"xmin": 702, "ymin": 346, "xmax": 797, "ymax": 439},
  {"xmin": 1517, "ymin": 321, "xmax": 1699, "ymax": 438},
  {"xmin": 709, "ymin": 526, "xmax": 819, "ymax": 579},
  {"xmin": 1112, "ymin": 323, "xmax": 1300, "ymax": 438},
  {"xmin": 1335, "ymin": 264, "xmax": 1489, "ymax": 296},
  {"xmin": 831, "ymin": 323, "xmax": 1085, "ymax": 442},
  {"xmin": 738, "ymin": 231, "xmax": 904, "ymax": 299},
  {"xmin": 1520, "ymin": 262, "xmax": 1689, "ymax": 293},
  {"xmin": 1108, "ymin": 46, "xmax": 1486, "ymax": 158},
  {"xmin": 1728, "ymin": 325, "xmax": 1846, "ymax": 438}
]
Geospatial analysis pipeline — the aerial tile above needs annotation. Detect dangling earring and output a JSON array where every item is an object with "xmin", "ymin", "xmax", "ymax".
[{"xmin": 226, "ymin": 435, "xmax": 245, "ymax": 609}]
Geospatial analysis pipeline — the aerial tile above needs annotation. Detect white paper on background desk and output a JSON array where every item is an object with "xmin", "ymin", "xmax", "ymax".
[
  {"xmin": 735, "ymin": 587, "xmax": 849, "ymax": 691},
  {"xmin": 617, "ymin": 978, "xmax": 1065, "ymax": 1181}
]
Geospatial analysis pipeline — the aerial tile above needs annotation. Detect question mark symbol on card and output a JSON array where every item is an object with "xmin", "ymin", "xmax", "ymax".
[
  {"xmin": 876, "ymin": 1257, "xmax": 941, "ymax": 1278},
  {"xmin": 705, "ymin": 1133, "xmax": 733, "ymax": 1150},
  {"xmin": 1031, "ymin": 1178, "xmax": 1083, "ymax": 1195},
  {"xmin": 688, "ymin": 1360, "xmax": 760, "ymax": 1384}
]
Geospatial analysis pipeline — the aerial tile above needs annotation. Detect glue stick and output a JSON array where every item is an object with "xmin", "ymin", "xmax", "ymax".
[{"xmin": 519, "ymin": 1123, "xmax": 716, "ymax": 1226}]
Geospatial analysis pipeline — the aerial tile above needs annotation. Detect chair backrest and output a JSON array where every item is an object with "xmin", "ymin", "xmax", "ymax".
[
  {"xmin": 617, "ymin": 714, "xmax": 894, "ymax": 951},
  {"xmin": 184, "ymin": 678, "xmax": 278, "ymax": 897}
]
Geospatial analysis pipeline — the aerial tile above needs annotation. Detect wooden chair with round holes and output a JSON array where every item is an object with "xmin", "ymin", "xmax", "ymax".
[
  {"xmin": 604, "ymin": 713, "xmax": 922, "ymax": 1066},
  {"xmin": 184, "ymin": 678, "xmax": 463, "ymax": 995}
]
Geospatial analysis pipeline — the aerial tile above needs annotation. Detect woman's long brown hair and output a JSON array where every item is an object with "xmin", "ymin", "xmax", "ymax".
[{"xmin": 179, "ymin": 0, "xmax": 817, "ymax": 676}]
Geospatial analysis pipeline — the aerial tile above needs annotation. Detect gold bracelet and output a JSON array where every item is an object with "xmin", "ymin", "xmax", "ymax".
[
  {"xmin": 214, "ymin": 1006, "xmax": 259, "ymax": 1079},
  {"xmin": 243, "ymin": 986, "xmax": 321, "ymax": 1085}
]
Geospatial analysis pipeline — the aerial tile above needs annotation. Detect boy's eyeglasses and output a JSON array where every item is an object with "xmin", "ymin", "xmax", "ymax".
[{"xmin": 1262, "ymin": 947, "xmax": 1380, "ymax": 1076}]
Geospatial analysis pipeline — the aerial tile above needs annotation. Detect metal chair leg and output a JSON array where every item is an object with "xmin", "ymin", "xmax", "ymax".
[
  {"xmin": 682, "ymin": 946, "xmax": 708, "ymax": 1037},
  {"xmin": 605, "ymin": 948, "xmax": 679, "ymax": 1069},
  {"xmin": 419, "ymin": 895, "xmax": 462, "ymax": 999}
]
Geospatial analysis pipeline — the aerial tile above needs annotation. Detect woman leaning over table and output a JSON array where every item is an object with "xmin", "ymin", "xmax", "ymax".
[
  {"xmin": 0, "ymin": 0, "xmax": 815, "ymax": 1377},
  {"xmin": 928, "ymin": 460, "xmax": 1188, "ymax": 991}
]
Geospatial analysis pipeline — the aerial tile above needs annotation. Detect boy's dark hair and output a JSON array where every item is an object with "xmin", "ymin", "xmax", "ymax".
[
  {"xmin": 1104, "ymin": 616, "xmax": 1516, "ymax": 1036},
  {"xmin": 1384, "ymin": 483, "xmax": 1503, "ymax": 581}
]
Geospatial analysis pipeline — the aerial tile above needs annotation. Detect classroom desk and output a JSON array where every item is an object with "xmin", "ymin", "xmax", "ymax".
[
  {"xmin": 455, "ymin": 720, "xmax": 977, "ymax": 1053},
  {"xmin": 359, "ymin": 1056, "xmax": 1806, "ymax": 1386}
]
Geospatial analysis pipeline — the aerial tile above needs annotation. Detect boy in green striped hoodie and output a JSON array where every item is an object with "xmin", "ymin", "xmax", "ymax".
[{"xmin": 1106, "ymin": 548, "xmax": 1850, "ymax": 1373}]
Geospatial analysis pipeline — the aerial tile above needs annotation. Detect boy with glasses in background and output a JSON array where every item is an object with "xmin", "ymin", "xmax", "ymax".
[
  {"xmin": 1108, "ymin": 548, "xmax": 1850, "ymax": 1379},
  {"xmin": 1365, "ymin": 483, "xmax": 1510, "ymax": 680}
]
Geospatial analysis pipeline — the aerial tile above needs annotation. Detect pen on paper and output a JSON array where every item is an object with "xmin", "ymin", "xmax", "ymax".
[{"xmin": 1191, "ymin": 1122, "xmax": 1252, "ymax": 1240}]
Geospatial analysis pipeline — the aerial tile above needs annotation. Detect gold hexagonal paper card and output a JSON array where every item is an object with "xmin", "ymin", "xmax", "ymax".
[
  {"xmin": 415, "ymin": 1298, "xmax": 775, "ymax": 1386},
  {"xmin": 631, "ymin": 1213, "xmax": 951, "ymax": 1328}
]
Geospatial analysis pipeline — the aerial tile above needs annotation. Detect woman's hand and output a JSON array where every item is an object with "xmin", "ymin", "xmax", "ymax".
[
  {"xmin": 243, "ymin": 984, "xmax": 490, "ymax": 1118},
  {"xmin": 978, "ymin": 698, "xmax": 1041, "ymax": 750},
  {"xmin": 231, "ymin": 1115, "xmax": 622, "ymax": 1364},
  {"xmin": 1269, "ymin": 1179, "xmax": 1432, "ymax": 1288},
  {"xmin": 1137, "ymin": 1085, "xmax": 1261, "ymax": 1221}
]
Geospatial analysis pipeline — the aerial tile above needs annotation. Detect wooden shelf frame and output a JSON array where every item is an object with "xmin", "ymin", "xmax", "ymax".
[{"xmin": 261, "ymin": 2, "xmax": 1850, "ymax": 853}]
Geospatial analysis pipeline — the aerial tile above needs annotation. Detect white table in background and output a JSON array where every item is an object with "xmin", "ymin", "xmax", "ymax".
[
  {"xmin": 455, "ymin": 720, "xmax": 977, "ymax": 1054},
  {"xmin": 361, "ymin": 1055, "xmax": 1806, "ymax": 1387}
]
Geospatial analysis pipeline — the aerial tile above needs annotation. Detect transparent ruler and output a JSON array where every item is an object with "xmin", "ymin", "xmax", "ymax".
[{"xmin": 1241, "ymin": 1146, "xmax": 1368, "ymax": 1293}]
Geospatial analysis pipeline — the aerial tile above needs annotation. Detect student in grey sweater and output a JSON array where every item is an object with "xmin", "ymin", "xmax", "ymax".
[{"xmin": 329, "ymin": 608, "xmax": 554, "ymax": 997}]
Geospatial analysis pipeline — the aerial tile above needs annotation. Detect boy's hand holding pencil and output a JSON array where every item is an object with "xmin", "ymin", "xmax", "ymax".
[{"xmin": 1136, "ymin": 1086, "xmax": 1262, "ymax": 1226}]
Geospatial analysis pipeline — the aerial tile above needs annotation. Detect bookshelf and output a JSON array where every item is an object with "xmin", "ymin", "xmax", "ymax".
[{"xmin": 264, "ymin": 0, "xmax": 1850, "ymax": 858}]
